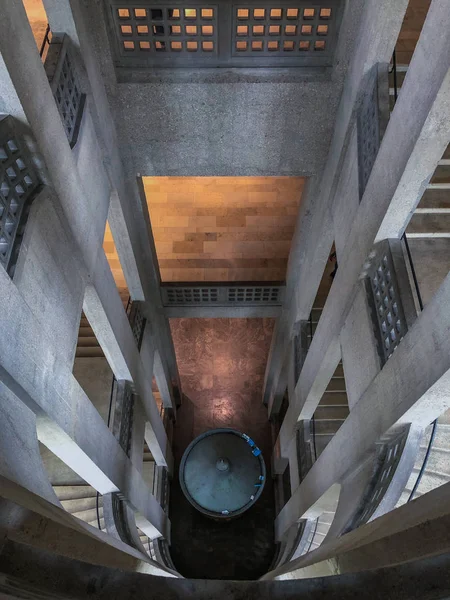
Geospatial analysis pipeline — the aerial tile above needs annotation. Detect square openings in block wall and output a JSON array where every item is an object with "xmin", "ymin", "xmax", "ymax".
[
  {"xmin": 115, "ymin": 5, "xmax": 218, "ymax": 56},
  {"xmin": 233, "ymin": 6, "xmax": 332, "ymax": 54},
  {"xmin": 110, "ymin": 2, "xmax": 341, "ymax": 67}
]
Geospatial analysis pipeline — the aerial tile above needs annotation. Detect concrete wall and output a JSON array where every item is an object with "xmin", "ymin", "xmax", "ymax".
[{"xmin": 73, "ymin": 357, "xmax": 114, "ymax": 424}]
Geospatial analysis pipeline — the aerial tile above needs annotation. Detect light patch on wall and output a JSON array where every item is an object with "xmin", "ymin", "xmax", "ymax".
[{"xmin": 143, "ymin": 176, "xmax": 304, "ymax": 283}]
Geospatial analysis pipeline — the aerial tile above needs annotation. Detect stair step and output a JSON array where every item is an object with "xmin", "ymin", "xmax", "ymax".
[
  {"xmin": 320, "ymin": 511, "xmax": 335, "ymax": 525},
  {"xmin": 406, "ymin": 213, "xmax": 450, "ymax": 238},
  {"xmin": 75, "ymin": 347, "xmax": 105, "ymax": 358},
  {"xmin": 313, "ymin": 419, "xmax": 345, "ymax": 436},
  {"xmin": 319, "ymin": 392, "xmax": 349, "ymax": 406},
  {"xmin": 325, "ymin": 378, "xmax": 347, "ymax": 393},
  {"xmin": 88, "ymin": 518, "xmax": 105, "ymax": 529},
  {"xmin": 77, "ymin": 337, "xmax": 101, "ymax": 347},
  {"xmin": 415, "ymin": 189, "xmax": 450, "ymax": 213},
  {"xmin": 443, "ymin": 145, "xmax": 450, "ymax": 161},
  {"xmin": 312, "ymin": 434, "xmax": 334, "ymax": 459},
  {"xmin": 430, "ymin": 165, "xmax": 450, "ymax": 186},
  {"xmin": 60, "ymin": 496, "xmax": 101, "ymax": 513},
  {"xmin": 53, "ymin": 485, "xmax": 98, "ymax": 501},
  {"xmin": 71, "ymin": 507, "xmax": 104, "ymax": 523},
  {"xmin": 333, "ymin": 363, "xmax": 344, "ymax": 378},
  {"xmin": 314, "ymin": 405, "xmax": 349, "ymax": 421},
  {"xmin": 78, "ymin": 326, "xmax": 96, "ymax": 337},
  {"xmin": 388, "ymin": 69, "xmax": 407, "ymax": 89}
]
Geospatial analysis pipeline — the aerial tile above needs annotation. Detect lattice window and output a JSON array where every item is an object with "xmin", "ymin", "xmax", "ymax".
[
  {"xmin": 107, "ymin": 1, "xmax": 343, "ymax": 68},
  {"xmin": 345, "ymin": 429, "xmax": 408, "ymax": 532},
  {"xmin": 0, "ymin": 117, "xmax": 40, "ymax": 275},
  {"xmin": 357, "ymin": 75, "xmax": 380, "ymax": 199},
  {"xmin": 128, "ymin": 301, "xmax": 147, "ymax": 350},
  {"xmin": 114, "ymin": 381, "xmax": 135, "ymax": 457},
  {"xmin": 233, "ymin": 5, "xmax": 332, "ymax": 55},
  {"xmin": 365, "ymin": 245, "xmax": 408, "ymax": 366},
  {"xmin": 162, "ymin": 284, "xmax": 283, "ymax": 305},
  {"xmin": 45, "ymin": 36, "xmax": 86, "ymax": 148},
  {"xmin": 227, "ymin": 286, "xmax": 280, "ymax": 303},
  {"xmin": 165, "ymin": 287, "xmax": 219, "ymax": 304},
  {"xmin": 113, "ymin": 5, "xmax": 218, "ymax": 56}
]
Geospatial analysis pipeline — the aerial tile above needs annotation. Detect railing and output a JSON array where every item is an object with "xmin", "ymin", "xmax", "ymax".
[
  {"xmin": 401, "ymin": 232, "xmax": 438, "ymax": 503},
  {"xmin": 390, "ymin": 50, "xmax": 439, "ymax": 502},
  {"xmin": 39, "ymin": 24, "xmax": 51, "ymax": 59},
  {"xmin": 308, "ymin": 313, "xmax": 318, "ymax": 462}
]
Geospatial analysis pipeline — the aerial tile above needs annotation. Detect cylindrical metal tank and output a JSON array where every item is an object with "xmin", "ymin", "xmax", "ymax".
[{"xmin": 179, "ymin": 428, "xmax": 266, "ymax": 519}]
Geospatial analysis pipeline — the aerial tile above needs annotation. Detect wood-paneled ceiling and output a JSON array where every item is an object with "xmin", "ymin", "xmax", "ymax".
[{"xmin": 144, "ymin": 176, "xmax": 304, "ymax": 283}]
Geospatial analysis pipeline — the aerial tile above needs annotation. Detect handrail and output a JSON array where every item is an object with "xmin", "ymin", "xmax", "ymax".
[
  {"xmin": 408, "ymin": 421, "xmax": 438, "ymax": 502},
  {"xmin": 39, "ymin": 24, "xmax": 51, "ymax": 59},
  {"xmin": 96, "ymin": 375, "xmax": 116, "ymax": 530},
  {"xmin": 309, "ymin": 313, "xmax": 318, "ymax": 462},
  {"xmin": 401, "ymin": 231, "xmax": 437, "ymax": 502},
  {"xmin": 306, "ymin": 517, "xmax": 319, "ymax": 555}
]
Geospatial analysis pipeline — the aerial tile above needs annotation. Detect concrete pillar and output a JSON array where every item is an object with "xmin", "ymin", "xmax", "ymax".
[
  {"xmin": 0, "ymin": 0, "xmax": 107, "ymax": 275},
  {"xmin": 266, "ymin": 481, "xmax": 450, "ymax": 581},
  {"xmin": 279, "ymin": 0, "xmax": 450, "ymax": 451},
  {"xmin": 0, "ymin": 386, "xmax": 59, "ymax": 505},
  {"xmin": 276, "ymin": 271, "xmax": 450, "ymax": 540},
  {"xmin": 263, "ymin": 0, "xmax": 410, "ymax": 408},
  {"xmin": 85, "ymin": 251, "xmax": 173, "ymax": 470}
]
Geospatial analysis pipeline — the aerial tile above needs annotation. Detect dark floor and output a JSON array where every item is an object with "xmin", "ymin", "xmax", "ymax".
[{"xmin": 168, "ymin": 318, "xmax": 276, "ymax": 580}]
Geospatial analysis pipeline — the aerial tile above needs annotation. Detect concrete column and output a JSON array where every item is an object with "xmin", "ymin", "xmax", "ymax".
[
  {"xmin": 0, "ymin": 0, "xmax": 108, "ymax": 275},
  {"xmin": 266, "ymin": 481, "xmax": 450, "ymax": 581},
  {"xmin": 0, "ymin": 386, "xmax": 59, "ymax": 505},
  {"xmin": 263, "ymin": 0, "xmax": 410, "ymax": 407},
  {"xmin": 279, "ymin": 0, "xmax": 450, "ymax": 450},
  {"xmin": 0, "ymin": 477, "xmax": 174, "ymax": 577},
  {"xmin": 84, "ymin": 251, "xmax": 173, "ymax": 470},
  {"xmin": 275, "ymin": 271, "xmax": 450, "ymax": 540},
  {"xmin": 339, "ymin": 286, "xmax": 380, "ymax": 410}
]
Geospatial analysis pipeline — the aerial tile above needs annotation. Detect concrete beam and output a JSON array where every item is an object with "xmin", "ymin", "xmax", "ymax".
[
  {"xmin": 163, "ymin": 306, "xmax": 282, "ymax": 319},
  {"xmin": 84, "ymin": 251, "xmax": 173, "ymax": 470},
  {"xmin": 263, "ymin": 0, "xmax": 410, "ymax": 406},
  {"xmin": 266, "ymin": 481, "xmax": 450, "ymax": 581},
  {"xmin": 0, "ymin": 267, "xmax": 169, "ymax": 540},
  {"xmin": 0, "ymin": 477, "xmax": 174, "ymax": 576},
  {"xmin": 0, "ymin": 0, "xmax": 108, "ymax": 276},
  {"xmin": 276, "ymin": 271, "xmax": 450, "ymax": 540},
  {"xmin": 279, "ymin": 0, "xmax": 450, "ymax": 445}
]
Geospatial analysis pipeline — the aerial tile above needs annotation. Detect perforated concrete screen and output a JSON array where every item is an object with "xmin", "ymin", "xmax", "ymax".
[
  {"xmin": 365, "ymin": 243, "xmax": 408, "ymax": 366},
  {"xmin": 162, "ymin": 284, "xmax": 284, "ymax": 306},
  {"xmin": 357, "ymin": 74, "xmax": 380, "ymax": 199},
  {"xmin": 107, "ymin": 1, "xmax": 343, "ymax": 68},
  {"xmin": 0, "ymin": 116, "xmax": 40, "ymax": 275}
]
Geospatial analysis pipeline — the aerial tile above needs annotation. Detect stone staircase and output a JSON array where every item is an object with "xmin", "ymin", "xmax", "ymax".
[
  {"xmin": 76, "ymin": 312, "xmax": 104, "ymax": 358},
  {"xmin": 39, "ymin": 444, "xmax": 105, "ymax": 531},
  {"xmin": 75, "ymin": 290, "xmax": 130, "ymax": 358},
  {"xmin": 137, "ymin": 440, "xmax": 156, "ymax": 554},
  {"xmin": 389, "ymin": 62, "xmax": 450, "ymax": 238},
  {"xmin": 312, "ymin": 362, "xmax": 349, "ymax": 459},
  {"xmin": 302, "ymin": 511, "xmax": 336, "ymax": 553},
  {"xmin": 396, "ymin": 408, "xmax": 450, "ymax": 507},
  {"xmin": 302, "ymin": 301, "xmax": 349, "ymax": 554}
]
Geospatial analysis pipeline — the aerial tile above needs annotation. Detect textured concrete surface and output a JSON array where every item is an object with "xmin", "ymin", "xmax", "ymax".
[
  {"xmin": 113, "ymin": 81, "xmax": 340, "ymax": 177},
  {"xmin": 72, "ymin": 357, "xmax": 114, "ymax": 424},
  {"xmin": 168, "ymin": 318, "xmax": 276, "ymax": 579}
]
